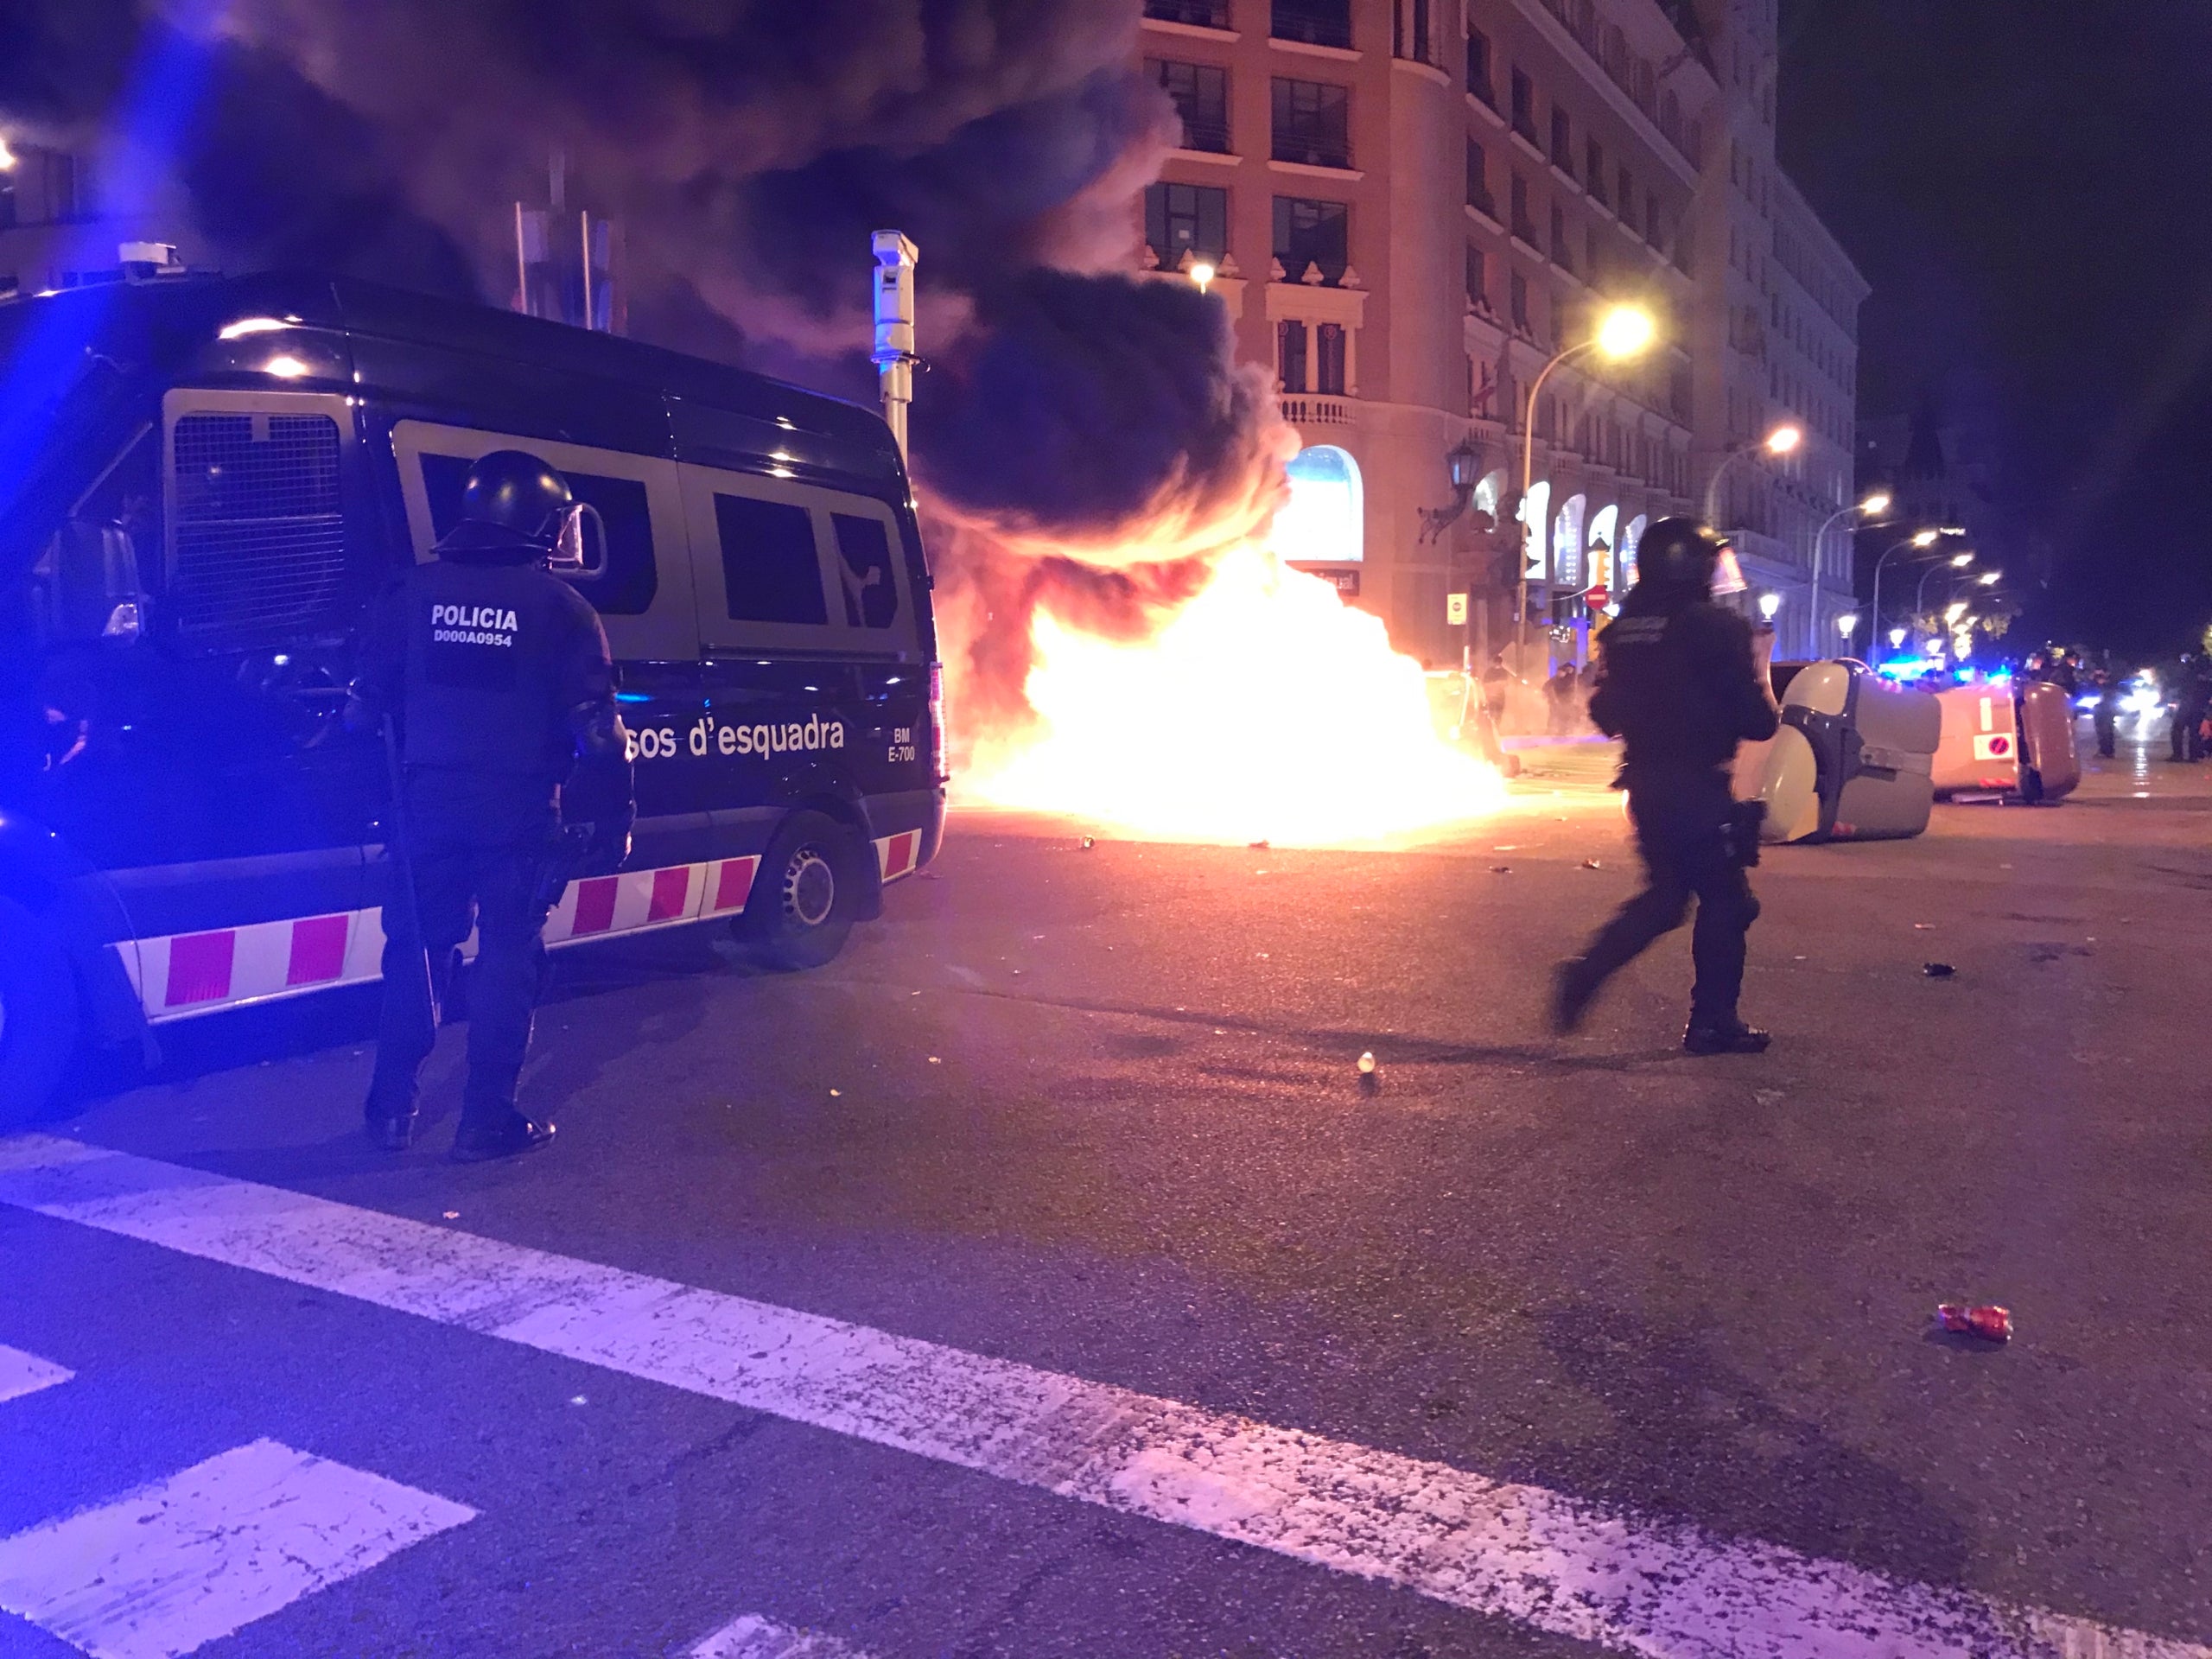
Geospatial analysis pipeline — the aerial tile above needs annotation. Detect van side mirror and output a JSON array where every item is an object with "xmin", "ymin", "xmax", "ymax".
[
  {"xmin": 548, "ymin": 502, "xmax": 608, "ymax": 582},
  {"xmin": 54, "ymin": 520, "xmax": 151, "ymax": 644}
]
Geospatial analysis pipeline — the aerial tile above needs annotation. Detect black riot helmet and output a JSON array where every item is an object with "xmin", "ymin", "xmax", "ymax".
[
  {"xmin": 1632, "ymin": 517, "xmax": 1736, "ymax": 606},
  {"xmin": 450, "ymin": 450, "xmax": 573, "ymax": 552}
]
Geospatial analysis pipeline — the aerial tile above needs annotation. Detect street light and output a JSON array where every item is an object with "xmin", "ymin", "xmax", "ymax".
[
  {"xmin": 1916, "ymin": 551, "xmax": 1976, "ymax": 619},
  {"xmin": 0, "ymin": 137, "xmax": 16, "ymax": 172},
  {"xmin": 1889, "ymin": 626, "xmax": 1909, "ymax": 648},
  {"xmin": 1870, "ymin": 529, "xmax": 1961, "ymax": 654},
  {"xmin": 1516, "ymin": 302, "xmax": 1658, "ymax": 671},
  {"xmin": 1758, "ymin": 591, "xmax": 1782, "ymax": 623},
  {"xmin": 1948, "ymin": 550, "xmax": 1974, "ymax": 569},
  {"xmin": 1701, "ymin": 421, "xmax": 1804, "ymax": 524},
  {"xmin": 1811, "ymin": 490, "xmax": 1895, "ymax": 598},
  {"xmin": 1189, "ymin": 259, "xmax": 1216, "ymax": 294},
  {"xmin": 1838, "ymin": 612, "xmax": 1859, "ymax": 643},
  {"xmin": 1944, "ymin": 600, "xmax": 1969, "ymax": 626}
]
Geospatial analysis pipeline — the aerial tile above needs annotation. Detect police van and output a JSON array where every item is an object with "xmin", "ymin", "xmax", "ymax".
[{"xmin": 0, "ymin": 269, "xmax": 946, "ymax": 1121}]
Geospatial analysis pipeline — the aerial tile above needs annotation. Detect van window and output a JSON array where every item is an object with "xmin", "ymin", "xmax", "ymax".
[
  {"xmin": 713, "ymin": 493, "xmax": 827, "ymax": 625},
  {"xmin": 418, "ymin": 454, "xmax": 658, "ymax": 616},
  {"xmin": 831, "ymin": 513, "xmax": 899, "ymax": 630},
  {"xmin": 170, "ymin": 410, "xmax": 346, "ymax": 644}
]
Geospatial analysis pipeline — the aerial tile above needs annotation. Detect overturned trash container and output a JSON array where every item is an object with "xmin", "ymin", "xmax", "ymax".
[
  {"xmin": 1932, "ymin": 679, "xmax": 2080, "ymax": 803},
  {"xmin": 1754, "ymin": 661, "xmax": 1941, "ymax": 843}
]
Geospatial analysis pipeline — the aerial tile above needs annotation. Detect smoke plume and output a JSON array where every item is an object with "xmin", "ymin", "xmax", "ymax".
[{"xmin": 0, "ymin": 0, "xmax": 1294, "ymax": 736}]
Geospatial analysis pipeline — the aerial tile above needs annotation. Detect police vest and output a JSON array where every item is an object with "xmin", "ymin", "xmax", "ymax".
[{"xmin": 397, "ymin": 555, "xmax": 607, "ymax": 779}]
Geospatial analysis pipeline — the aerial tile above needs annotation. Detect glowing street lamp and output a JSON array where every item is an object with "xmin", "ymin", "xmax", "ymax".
[
  {"xmin": 1911, "ymin": 529, "xmax": 1940, "ymax": 549},
  {"xmin": 1516, "ymin": 302, "xmax": 1658, "ymax": 665},
  {"xmin": 1944, "ymin": 600, "xmax": 1969, "ymax": 626},
  {"xmin": 1757, "ymin": 591, "xmax": 1782, "ymax": 623},
  {"xmin": 1702, "ymin": 421, "xmax": 1804, "ymax": 523},
  {"xmin": 0, "ymin": 136, "xmax": 16, "ymax": 172},
  {"xmin": 1838, "ymin": 612, "xmax": 1859, "ymax": 641},
  {"xmin": 1859, "ymin": 490, "xmax": 1892, "ymax": 516},
  {"xmin": 1813, "ymin": 490, "xmax": 1896, "ymax": 588},
  {"xmin": 1948, "ymin": 550, "xmax": 1974, "ymax": 569},
  {"xmin": 1871, "ymin": 527, "xmax": 1961, "ymax": 645},
  {"xmin": 1889, "ymin": 626, "xmax": 1909, "ymax": 648},
  {"xmin": 1189, "ymin": 259, "xmax": 1217, "ymax": 294}
]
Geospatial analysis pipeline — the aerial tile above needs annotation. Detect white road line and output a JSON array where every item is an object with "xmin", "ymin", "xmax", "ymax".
[
  {"xmin": 0, "ymin": 1134, "xmax": 2199, "ymax": 1659},
  {"xmin": 0, "ymin": 1342, "xmax": 73, "ymax": 1405},
  {"xmin": 0, "ymin": 1436, "xmax": 474, "ymax": 1659},
  {"xmin": 690, "ymin": 1611, "xmax": 877, "ymax": 1658}
]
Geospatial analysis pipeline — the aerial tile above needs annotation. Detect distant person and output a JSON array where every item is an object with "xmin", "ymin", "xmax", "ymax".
[
  {"xmin": 1552, "ymin": 518, "xmax": 1780, "ymax": 1055},
  {"xmin": 2093, "ymin": 672, "xmax": 2120, "ymax": 760},
  {"xmin": 1546, "ymin": 662, "xmax": 1580, "ymax": 734},
  {"xmin": 2173, "ymin": 659, "xmax": 2209, "ymax": 763},
  {"xmin": 1481, "ymin": 653, "xmax": 1511, "ymax": 728}
]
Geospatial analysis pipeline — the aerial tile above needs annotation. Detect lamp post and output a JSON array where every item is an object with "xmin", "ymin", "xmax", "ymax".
[
  {"xmin": 1838, "ymin": 612, "xmax": 1859, "ymax": 652},
  {"xmin": 1868, "ymin": 528, "xmax": 1945, "ymax": 653},
  {"xmin": 1811, "ymin": 490, "xmax": 1890, "ymax": 591},
  {"xmin": 1700, "ymin": 422, "xmax": 1802, "ymax": 526},
  {"xmin": 1914, "ymin": 549, "xmax": 1975, "ymax": 623},
  {"xmin": 1514, "ymin": 303, "xmax": 1656, "ymax": 675}
]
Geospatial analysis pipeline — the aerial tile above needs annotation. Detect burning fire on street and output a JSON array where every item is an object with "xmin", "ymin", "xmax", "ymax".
[{"xmin": 944, "ymin": 533, "xmax": 1509, "ymax": 849}]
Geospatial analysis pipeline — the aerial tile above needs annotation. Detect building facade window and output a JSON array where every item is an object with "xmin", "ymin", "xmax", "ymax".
[
  {"xmin": 1394, "ymin": 0, "xmax": 1432, "ymax": 63},
  {"xmin": 1277, "ymin": 319, "xmax": 1310, "ymax": 391},
  {"xmin": 1585, "ymin": 138, "xmax": 1605, "ymax": 207},
  {"xmin": 1271, "ymin": 0, "xmax": 1351, "ymax": 50},
  {"xmin": 1144, "ymin": 0, "xmax": 1231, "ymax": 25},
  {"xmin": 1465, "ymin": 138, "xmax": 1492, "ymax": 214},
  {"xmin": 1550, "ymin": 202, "xmax": 1572, "ymax": 271},
  {"xmin": 1465, "ymin": 244, "xmax": 1487, "ymax": 309},
  {"xmin": 1644, "ymin": 190, "xmax": 1662, "ymax": 245},
  {"xmin": 1315, "ymin": 321, "xmax": 1348, "ymax": 394},
  {"xmin": 1618, "ymin": 163, "xmax": 1634, "ymax": 228},
  {"xmin": 1148, "ymin": 60, "xmax": 1231, "ymax": 153},
  {"xmin": 1272, "ymin": 194, "xmax": 1349, "ymax": 283},
  {"xmin": 1466, "ymin": 27, "xmax": 1493, "ymax": 102},
  {"xmin": 1271, "ymin": 78, "xmax": 1351, "ymax": 169},
  {"xmin": 1145, "ymin": 181, "xmax": 1229, "ymax": 264},
  {"xmin": 1549, "ymin": 107, "xmax": 1573, "ymax": 176},
  {"xmin": 1510, "ymin": 68, "xmax": 1536, "ymax": 141},
  {"xmin": 1510, "ymin": 173, "xmax": 1535, "ymax": 244},
  {"xmin": 1510, "ymin": 270, "xmax": 1531, "ymax": 333}
]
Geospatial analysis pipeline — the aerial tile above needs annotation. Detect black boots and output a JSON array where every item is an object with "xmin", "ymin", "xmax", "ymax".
[
  {"xmin": 449, "ymin": 1115, "xmax": 556, "ymax": 1163},
  {"xmin": 1682, "ymin": 1020, "xmax": 1772, "ymax": 1056}
]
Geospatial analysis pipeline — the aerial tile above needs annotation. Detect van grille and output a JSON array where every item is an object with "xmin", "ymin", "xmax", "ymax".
[{"xmin": 171, "ymin": 412, "xmax": 346, "ymax": 644}]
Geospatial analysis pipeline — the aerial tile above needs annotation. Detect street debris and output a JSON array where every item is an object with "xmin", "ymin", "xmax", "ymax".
[
  {"xmin": 1249, "ymin": 839, "xmax": 1270, "ymax": 849},
  {"xmin": 1935, "ymin": 1303, "xmax": 2012, "ymax": 1343},
  {"xmin": 1357, "ymin": 1051, "xmax": 1376, "ymax": 1075},
  {"xmin": 1923, "ymin": 963, "xmax": 1957, "ymax": 978},
  {"xmin": 1081, "ymin": 836, "xmax": 1095, "ymax": 849},
  {"xmin": 1581, "ymin": 859, "xmax": 1603, "ymax": 870},
  {"xmin": 927, "ymin": 1056, "xmax": 942, "ymax": 1065},
  {"xmin": 1357, "ymin": 1051, "xmax": 1379, "ymax": 1093},
  {"xmin": 1491, "ymin": 864, "xmax": 1512, "ymax": 874},
  {"xmin": 829, "ymin": 1089, "xmax": 842, "ymax": 1097}
]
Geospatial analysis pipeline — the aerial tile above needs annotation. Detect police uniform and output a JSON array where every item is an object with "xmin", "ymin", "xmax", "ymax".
[
  {"xmin": 1552, "ymin": 519, "xmax": 1780, "ymax": 1053},
  {"xmin": 352, "ymin": 452, "xmax": 628, "ymax": 1159}
]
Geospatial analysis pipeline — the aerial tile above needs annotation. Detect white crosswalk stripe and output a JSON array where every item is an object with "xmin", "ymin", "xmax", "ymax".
[
  {"xmin": 0, "ymin": 1342, "xmax": 72, "ymax": 1405},
  {"xmin": 0, "ymin": 1436, "xmax": 474, "ymax": 1659},
  {"xmin": 0, "ymin": 1133, "xmax": 2202, "ymax": 1659},
  {"xmin": 690, "ymin": 1611, "xmax": 878, "ymax": 1658}
]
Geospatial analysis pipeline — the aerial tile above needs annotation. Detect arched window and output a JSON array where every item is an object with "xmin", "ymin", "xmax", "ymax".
[
  {"xmin": 1473, "ymin": 468, "xmax": 1503, "ymax": 521},
  {"xmin": 1271, "ymin": 444, "xmax": 1364, "ymax": 564},
  {"xmin": 1553, "ymin": 493, "xmax": 1586, "ymax": 588},
  {"xmin": 1587, "ymin": 504, "xmax": 1618, "ymax": 595},
  {"xmin": 1520, "ymin": 480, "xmax": 1551, "ymax": 581},
  {"xmin": 1621, "ymin": 513, "xmax": 1649, "ymax": 591}
]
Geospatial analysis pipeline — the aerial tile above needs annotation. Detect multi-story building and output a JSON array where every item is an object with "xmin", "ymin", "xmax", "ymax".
[
  {"xmin": 1137, "ymin": 0, "xmax": 1866, "ymax": 667},
  {"xmin": 0, "ymin": 142, "xmax": 192, "ymax": 299}
]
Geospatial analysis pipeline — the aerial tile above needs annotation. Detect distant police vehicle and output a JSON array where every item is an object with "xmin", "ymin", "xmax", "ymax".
[{"xmin": 0, "ymin": 269, "xmax": 946, "ymax": 1121}]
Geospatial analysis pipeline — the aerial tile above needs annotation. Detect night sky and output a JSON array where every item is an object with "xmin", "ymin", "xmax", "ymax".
[{"xmin": 1779, "ymin": 3, "xmax": 2209, "ymax": 656}]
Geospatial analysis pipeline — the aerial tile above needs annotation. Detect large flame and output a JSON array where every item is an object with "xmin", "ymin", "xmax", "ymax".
[{"xmin": 957, "ymin": 542, "xmax": 1508, "ymax": 846}]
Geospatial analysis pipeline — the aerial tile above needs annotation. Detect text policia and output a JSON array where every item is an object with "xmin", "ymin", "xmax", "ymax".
[{"xmin": 629, "ymin": 713, "xmax": 849, "ymax": 763}]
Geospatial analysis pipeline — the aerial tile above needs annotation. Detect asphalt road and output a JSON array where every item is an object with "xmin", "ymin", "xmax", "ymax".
[{"xmin": 3, "ymin": 730, "xmax": 2209, "ymax": 1658}]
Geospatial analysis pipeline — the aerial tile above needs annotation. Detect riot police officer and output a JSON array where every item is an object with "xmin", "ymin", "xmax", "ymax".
[
  {"xmin": 1550, "ymin": 518, "xmax": 1780, "ymax": 1053},
  {"xmin": 351, "ymin": 451, "xmax": 632, "ymax": 1158}
]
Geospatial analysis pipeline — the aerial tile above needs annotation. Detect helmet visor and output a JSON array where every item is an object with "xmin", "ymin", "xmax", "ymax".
[{"xmin": 1710, "ymin": 543, "xmax": 1747, "ymax": 598}]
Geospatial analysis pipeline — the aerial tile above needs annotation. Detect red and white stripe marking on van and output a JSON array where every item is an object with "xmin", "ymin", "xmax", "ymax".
[{"xmin": 114, "ymin": 842, "xmax": 919, "ymax": 1025}]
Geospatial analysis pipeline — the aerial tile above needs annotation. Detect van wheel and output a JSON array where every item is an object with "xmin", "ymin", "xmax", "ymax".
[
  {"xmin": 738, "ymin": 811, "xmax": 861, "ymax": 970},
  {"xmin": 0, "ymin": 895, "xmax": 79, "ymax": 1130}
]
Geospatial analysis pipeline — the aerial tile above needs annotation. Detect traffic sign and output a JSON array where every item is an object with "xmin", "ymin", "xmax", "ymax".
[{"xmin": 1446, "ymin": 592, "xmax": 1468, "ymax": 626}]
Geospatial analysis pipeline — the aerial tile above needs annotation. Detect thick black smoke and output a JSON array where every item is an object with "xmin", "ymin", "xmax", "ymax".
[{"xmin": 2, "ymin": 0, "xmax": 1292, "ymax": 728}]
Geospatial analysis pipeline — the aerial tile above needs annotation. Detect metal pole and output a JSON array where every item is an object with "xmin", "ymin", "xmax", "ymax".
[
  {"xmin": 1701, "ymin": 445, "xmax": 1743, "ymax": 526},
  {"xmin": 580, "ymin": 209, "xmax": 594, "ymax": 332},
  {"xmin": 1516, "ymin": 341, "xmax": 1587, "ymax": 680},
  {"xmin": 1867, "ymin": 535, "xmax": 1924, "ymax": 655},
  {"xmin": 871, "ymin": 231, "xmax": 918, "ymax": 462}
]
